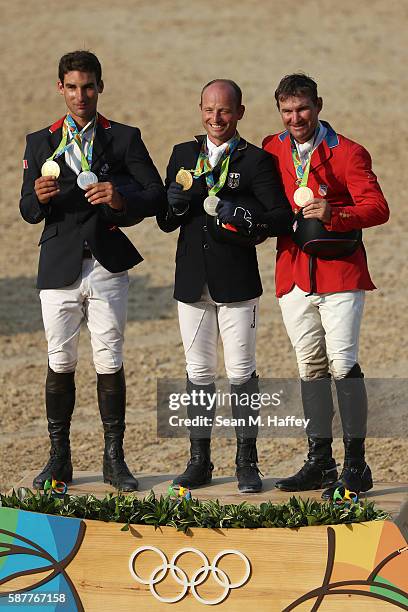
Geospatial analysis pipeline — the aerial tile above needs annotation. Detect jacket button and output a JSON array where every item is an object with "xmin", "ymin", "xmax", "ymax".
[
  {"xmin": 203, "ymin": 243, "xmax": 209, "ymax": 249},
  {"xmin": 203, "ymin": 225, "xmax": 207, "ymax": 231}
]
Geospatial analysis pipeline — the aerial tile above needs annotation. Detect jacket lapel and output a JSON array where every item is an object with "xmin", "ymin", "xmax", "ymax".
[
  {"xmin": 282, "ymin": 136, "xmax": 298, "ymax": 182},
  {"xmin": 91, "ymin": 123, "xmax": 113, "ymax": 174},
  {"xmin": 48, "ymin": 127, "xmax": 63, "ymax": 154},
  {"xmin": 310, "ymin": 140, "xmax": 332, "ymax": 172},
  {"xmin": 47, "ymin": 128, "xmax": 77, "ymax": 179},
  {"xmin": 228, "ymin": 136, "xmax": 247, "ymax": 164},
  {"xmin": 310, "ymin": 121, "xmax": 338, "ymax": 172},
  {"xmin": 190, "ymin": 137, "xmax": 207, "ymax": 192}
]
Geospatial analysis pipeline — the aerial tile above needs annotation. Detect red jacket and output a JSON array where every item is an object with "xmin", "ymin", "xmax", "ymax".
[{"xmin": 263, "ymin": 122, "xmax": 389, "ymax": 297}]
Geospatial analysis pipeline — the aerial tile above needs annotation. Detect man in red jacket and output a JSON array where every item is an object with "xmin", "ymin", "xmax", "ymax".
[{"xmin": 263, "ymin": 73, "xmax": 389, "ymax": 498}]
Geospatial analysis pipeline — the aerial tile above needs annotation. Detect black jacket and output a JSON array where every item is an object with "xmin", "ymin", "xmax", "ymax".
[
  {"xmin": 20, "ymin": 115, "xmax": 166, "ymax": 289},
  {"xmin": 157, "ymin": 136, "xmax": 292, "ymax": 303}
]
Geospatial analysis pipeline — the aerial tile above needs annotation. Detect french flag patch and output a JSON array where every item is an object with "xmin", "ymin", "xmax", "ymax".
[{"xmin": 23, "ymin": 159, "xmax": 28, "ymax": 169}]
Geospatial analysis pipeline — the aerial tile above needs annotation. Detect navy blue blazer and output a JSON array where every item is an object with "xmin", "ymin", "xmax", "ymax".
[
  {"xmin": 20, "ymin": 114, "xmax": 166, "ymax": 289},
  {"xmin": 157, "ymin": 136, "xmax": 292, "ymax": 303}
]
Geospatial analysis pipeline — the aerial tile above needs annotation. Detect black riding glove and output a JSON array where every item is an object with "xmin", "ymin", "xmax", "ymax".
[
  {"xmin": 216, "ymin": 200, "xmax": 253, "ymax": 231},
  {"xmin": 167, "ymin": 182, "xmax": 191, "ymax": 216}
]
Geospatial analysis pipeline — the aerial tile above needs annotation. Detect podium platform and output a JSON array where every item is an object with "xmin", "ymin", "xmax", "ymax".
[
  {"xmin": 13, "ymin": 471, "xmax": 408, "ymax": 517},
  {"xmin": 4, "ymin": 473, "xmax": 408, "ymax": 610}
]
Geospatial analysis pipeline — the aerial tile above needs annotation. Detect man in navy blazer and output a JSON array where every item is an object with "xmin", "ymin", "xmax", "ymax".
[
  {"xmin": 157, "ymin": 79, "xmax": 291, "ymax": 493},
  {"xmin": 20, "ymin": 50, "xmax": 165, "ymax": 491}
]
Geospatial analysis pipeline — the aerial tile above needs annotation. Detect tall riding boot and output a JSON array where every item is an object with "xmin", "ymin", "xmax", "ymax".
[
  {"xmin": 97, "ymin": 366, "xmax": 138, "ymax": 491},
  {"xmin": 173, "ymin": 379, "xmax": 215, "ymax": 488},
  {"xmin": 322, "ymin": 363, "xmax": 373, "ymax": 499},
  {"xmin": 32, "ymin": 367, "xmax": 75, "ymax": 489},
  {"xmin": 275, "ymin": 377, "xmax": 338, "ymax": 491},
  {"xmin": 231, "ymin": 373, "xmax": 262, "ymax": 493}
]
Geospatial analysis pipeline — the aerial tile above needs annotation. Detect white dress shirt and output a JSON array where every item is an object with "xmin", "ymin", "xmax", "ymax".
[
  {"xmin": 64, "ymin": 118, "xmax": 95, "ymax": 175},
  {"xmin": 295, "ymin": 121, "xmax": 327, "ymax": 167},
  {"xmin": 206, "ymin": 134, "xmax": 236, "ymax": 169}
]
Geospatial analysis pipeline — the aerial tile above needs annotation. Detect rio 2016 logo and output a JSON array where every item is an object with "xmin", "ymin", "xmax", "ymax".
[{"xmin": 129, "ymin": 546, "xmax": 251, "ymax": 605}]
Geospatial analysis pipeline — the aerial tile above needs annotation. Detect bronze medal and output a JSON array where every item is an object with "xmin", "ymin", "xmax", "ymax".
[{"xmin": 293, "ymin": 186, "xmax": 314, "ymax": 207}]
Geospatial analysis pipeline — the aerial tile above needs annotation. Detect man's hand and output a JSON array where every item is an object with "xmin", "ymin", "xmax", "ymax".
[
  {"xmin": 216, "ymin": 200, "xmax": 253, "ymax": 230},
  {"xmin": 302, "ymin": 198, "xmax": 331, "ymax": 223},
  {"xmin": 167, "ymin": 181, "xmax": 191, "ymax": 216},
  {"xmin": 34, "ymin": 176, "xmax": 60, "ymax": 204},
  {"xmin": 85, "ymin": 182, "xmax": 124, "ymax": 211}
]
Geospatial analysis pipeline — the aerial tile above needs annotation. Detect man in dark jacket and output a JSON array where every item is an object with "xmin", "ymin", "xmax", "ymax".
[
  {"xmin": 20, "ymin": 50, "xmax": 165, "ymax": 491},
  {"xmin": 157, "ymin": 79, "xmax": 292, "ymax": 493}
]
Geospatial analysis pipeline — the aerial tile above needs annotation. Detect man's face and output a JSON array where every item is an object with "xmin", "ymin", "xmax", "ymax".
[
  {"xmin": 58, "ymin": 70, "xmax": 103, "ymax": 126},
  {"xmin": 278, "ymin": 94, "xmax": 322, "ymax": 143},
  {"xmin": 200, "ymin": 83, "xmax": 245, "ymax": 145}
]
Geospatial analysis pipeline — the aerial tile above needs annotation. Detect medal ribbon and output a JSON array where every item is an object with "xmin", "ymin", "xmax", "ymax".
[
  {"xmin": 47, "ymin": 114, "xmax": 97, "ymax": 171},
  {"xmin": 290, "ymin": 136, "xmax": 312, "ymax": 187},
  {"xmin": 193, "ymin": 133, "xmax": 241, "ymax": 196}
]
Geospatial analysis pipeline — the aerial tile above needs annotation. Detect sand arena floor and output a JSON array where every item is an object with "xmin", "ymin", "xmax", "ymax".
[{"xmin": 0, "ymin": 0, "xmax": 407, "ymax": 493}]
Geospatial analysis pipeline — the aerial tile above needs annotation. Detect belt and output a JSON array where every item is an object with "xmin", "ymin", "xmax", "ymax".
[{"xmin": 83, "ymin": 248, "xmax": 93, "ymax": 259}]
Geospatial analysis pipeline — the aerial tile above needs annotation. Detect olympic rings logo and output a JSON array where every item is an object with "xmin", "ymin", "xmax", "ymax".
[{"xmin": 129, "ymin": 546, "xmax": 251, "ymax": 605}]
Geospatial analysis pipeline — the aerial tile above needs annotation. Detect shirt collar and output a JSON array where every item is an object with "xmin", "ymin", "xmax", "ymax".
[
  {"xmin": 206, "ymin": 133, "xmax": 237, "ymax": 154},
  {"xmin": 67, "ymin": 116, "xmax": 96, "ymax": 141},
  {"xmin": 295, "ymin": 121, "xmax": 327, "ymax": 159}
]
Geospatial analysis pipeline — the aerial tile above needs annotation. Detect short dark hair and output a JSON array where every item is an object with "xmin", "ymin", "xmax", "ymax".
[
  {"xmin": 274, "ymin": 73, "xmax": 318, "ymax": 108},
  {"xmin": 201, "ymin": 79, "xmax": 242, "ymax": 107},
  {"xmin": 58, "ymin": 50, "xmax": 102, "ymax": 84}
]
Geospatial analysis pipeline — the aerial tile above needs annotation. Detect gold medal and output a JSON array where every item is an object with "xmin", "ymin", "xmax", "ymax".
[
  {"xmin": 293, "ymin": 186, "xmax": 314, "ymax": 207},
  {"xmin": 41, "ymin": 160, "xmax": 60, "ymax": 179},
  {"xmin": 176, "ymin": 168, "xmax": 193, "ymax": 191}
]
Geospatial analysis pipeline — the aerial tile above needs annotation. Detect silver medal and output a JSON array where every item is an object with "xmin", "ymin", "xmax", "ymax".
[
  {"xmin": 77, "ymin": 171, "xmax": 98, "ymax": 190},
  {"xmin": 203, "ymin": 195, "xmax": 220, "ymax": 217}
]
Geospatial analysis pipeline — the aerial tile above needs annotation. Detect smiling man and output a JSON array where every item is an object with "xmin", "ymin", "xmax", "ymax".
[
  {"xmin": 20, "ymin": 50, "xmax": 165, "ymax": 492},
  {"xmin": 263, "ymin": 73, "xmax": 389, "ymax": 498},
  {"xmin": 157, "ymin": 79, "xmax": 291, "ymax": 493}
]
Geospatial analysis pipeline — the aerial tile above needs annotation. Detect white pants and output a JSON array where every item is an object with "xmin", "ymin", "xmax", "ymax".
[
  {"xmin": 40, "ymin": 258, "xmax": 129, "ymax": 374},
  {"xmin": 278, "ymin": 284, "xmax": 365, "ymax": 380},
  {"xmin": 178, "ymin": 285, "xmax": 258, "ymax": 386}
]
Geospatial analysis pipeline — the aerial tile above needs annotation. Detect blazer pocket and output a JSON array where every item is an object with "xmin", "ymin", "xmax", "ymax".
[{"xmin": 38, "ymin": 224, "xmax": 58, "ymax": 245}]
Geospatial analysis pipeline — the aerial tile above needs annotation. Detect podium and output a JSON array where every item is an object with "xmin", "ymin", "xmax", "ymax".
[{"xmin": 1, "ymin": 473, "xmax": 407, "ymax": 611}]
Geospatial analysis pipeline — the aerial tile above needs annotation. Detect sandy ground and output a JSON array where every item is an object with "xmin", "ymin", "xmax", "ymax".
[{"xmin": 0, "ymin": 0, "xmax": 407, "ymax": 494}]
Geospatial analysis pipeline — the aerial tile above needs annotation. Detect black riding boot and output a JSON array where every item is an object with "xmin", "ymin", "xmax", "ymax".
[
  {"xmin": 32, "ymin": 367, "xmax": 75, "ymax": 489},
  {"xmin": 173, "ymin": 380, "xmax": 215, "ymax": 488},
  {"xmin": 231, "ymin": 373, "xmax": 262, "ymax": 493},
  {"xmin": 322, "ymin": 364, "xmax": 373, "ymax": 499},
  {"xmin": 97, "ymin": 366, "xmax": 138, "ymax": 491},
  {"xmin": 235, "ymin": 439, "xmax": 262, "ymax": 493},
  {"xmin": 275, "ymin": 377, "xmax": 338, "ymax": 491}
]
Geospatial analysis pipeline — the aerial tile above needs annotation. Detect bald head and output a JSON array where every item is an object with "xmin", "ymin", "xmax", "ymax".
[{"xmin": 200, "ymin": 79, "xmax": 242, "ymax": 108}]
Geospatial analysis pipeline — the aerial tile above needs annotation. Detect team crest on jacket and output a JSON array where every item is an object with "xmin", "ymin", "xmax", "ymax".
[
  {"xmin": 318, "ymin": 184, "xmax": 328, "ymax": 197},
  {"xmin": 99, "ymin": 163, "xmax": 110, "ymax": 178},
  {"xmin": 227, "ymin": 172, "xmax": 240, "ymax": 188}
]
